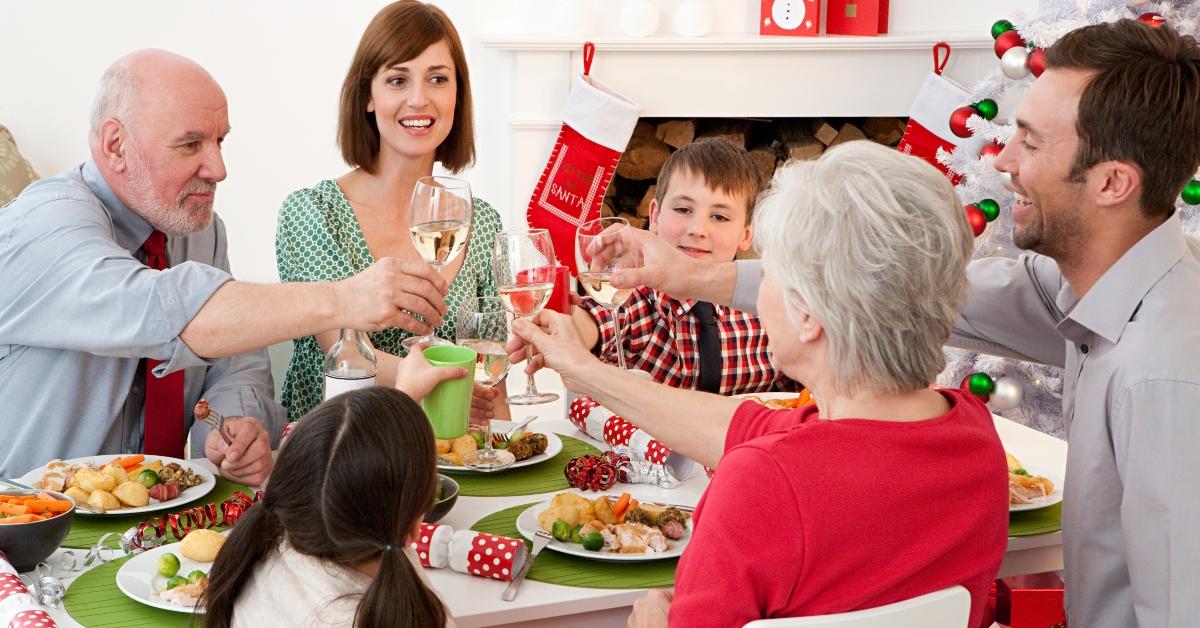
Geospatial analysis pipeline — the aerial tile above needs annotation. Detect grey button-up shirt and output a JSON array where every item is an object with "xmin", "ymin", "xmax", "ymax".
[
  {"xmin": 732, "ymin": 213, "xmax": 1200, "ymax": 626},
  {"xmin": 0, "ymin": 160, "xmax": 285, "ymax": 477}
]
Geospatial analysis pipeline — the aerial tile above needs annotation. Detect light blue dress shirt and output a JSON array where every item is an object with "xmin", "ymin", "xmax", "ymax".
[{"xmin": 0, "ymin": 160, "xmax": 284, "ymax": 476}]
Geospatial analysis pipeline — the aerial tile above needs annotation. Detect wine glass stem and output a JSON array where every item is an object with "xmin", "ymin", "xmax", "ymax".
[
  {"xmin": 481, "ymin": 419, "xmax": 495, "ymax": 460},
  {"xmin": 524, "ymin": 342, "xmax": 541, "ymax": 395},
  {"xmin": 418, "ymin": 261, "xmax": 444, "ymax": 344},
  {"xmin": 609, "ymin": 305, "xmax": 627, "ymax": 370}
]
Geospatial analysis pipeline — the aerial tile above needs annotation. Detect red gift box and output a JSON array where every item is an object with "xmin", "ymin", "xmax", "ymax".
[
  {"xmin": 996, "ymin": 573, "xmax": 1067, "ymax": 628},
  {"xmin": 760, "ymin": 0, "xmax": 819, "ymax": 37},
  {"xmin": 826, "ymin": 0, "xmax": 889, "ymax": 36}
]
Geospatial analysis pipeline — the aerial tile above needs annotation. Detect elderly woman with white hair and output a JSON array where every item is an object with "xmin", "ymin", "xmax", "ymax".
[{"xmin": 507, "ymin": 141, "xmax": 1008, "ymax": 628}]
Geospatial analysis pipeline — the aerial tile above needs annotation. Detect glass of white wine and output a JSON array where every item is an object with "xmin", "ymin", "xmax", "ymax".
[
  {"xmin": 492, "ymin": 229, "xmax": 559, "ymax": 405},
  {"xmin": 455, "ymin": 296, "xmax": 514, "ymax": 470},
  {"xmin": 404, "ymin": 175, "xmax": 473, "ymax": 351},
  {"xmin": 576, "ymin": 217, "xmax": 634, "ymax": 370}
]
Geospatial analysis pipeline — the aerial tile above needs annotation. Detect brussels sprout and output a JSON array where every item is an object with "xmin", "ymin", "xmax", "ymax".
[
  {"xmin": 165, "ymin": 576, "xmax": 189, "ymax": 590},
  {"xmin": 551, "ymin": 519, "xmax": 572, "ymax": 542},
  {"xmin": 569, "ymin": 524, "xmax": 583, "ymax": 544},
  {"xmin": 470, "ymin": 430, "xmax": 486, "ymax": 449},
  {"xmin": 186, "ymin": 569, "xmax": 207, "ymax": 584},
  {"xmin": 581, "ymin": 532, "xmax": 604, "ymax": 551},
  {"xmin": 157, "ymin": 553, "xmax": 180, "ymax": 578},
  {"xmin": 137, "ymin": 469, "xmax": 160, "ymax": 489}
]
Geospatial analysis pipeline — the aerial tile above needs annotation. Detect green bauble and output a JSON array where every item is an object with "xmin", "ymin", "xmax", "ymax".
[
  {"xmin": 968, "ymin": 372, "xmax": 996, "ymax": 397},
  {"xmin": 991, "ymin": 19, "xmax": 1015, "ymax": 40},
  {"xmin": 973, "ymin": 99, "xmax": 999, "ymax": 121},
  {"xmin": 976, "ymin": 198, "xmax": 1000, "ymax": 222},
  {"xmin": 1181, "ymin": 179, "xmax": 1200, "ymax": 205}
]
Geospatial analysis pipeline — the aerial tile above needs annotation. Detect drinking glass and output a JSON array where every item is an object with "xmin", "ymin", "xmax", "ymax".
[
  {"xmin": 492, "ymin": 229, "xmax": 559, "ymax": 405},
  {"xmin": 576, "ymin": 217, "xmax": 634, "ymax": 370},
  {"xmin": 403, "ymin": 175, "xmax": 474, "ymax": 351},
  {"xmin": 455, "ymin": 296, "xmax": 515, "ymax": 470}
]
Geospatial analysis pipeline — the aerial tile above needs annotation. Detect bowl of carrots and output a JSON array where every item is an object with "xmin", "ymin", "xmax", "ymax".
[{"xmin": 0, "ymin": 489, "xmax": 76, "ymax": 571}]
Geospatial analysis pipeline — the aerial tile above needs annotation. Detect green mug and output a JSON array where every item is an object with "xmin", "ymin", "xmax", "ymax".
[{"xmin": 421, "ymin": 345, "xmax": 477, "ymax": 439}]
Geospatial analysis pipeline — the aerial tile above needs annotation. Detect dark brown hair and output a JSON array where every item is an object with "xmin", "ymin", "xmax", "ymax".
[
  {"xmin": 1048, "ymin": 19, "xmax": 1200, "ymax": 217},
  {"xmin": 338, "ymin": 0, "xmax": 475, "ymax": 173},
  {"xmin": 204, "ymin": 387, "xmax": 445, "ymax": 628},
  {"xmin": 654, "ymin": 137, "xmax": 762, "ymax": 224}
]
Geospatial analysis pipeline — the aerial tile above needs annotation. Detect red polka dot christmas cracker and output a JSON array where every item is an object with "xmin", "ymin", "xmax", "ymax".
[
  {"xmin": 447, "ymin": 530, "xmax": 526, "ymax": 582},
  {"xmin": 0, "ymin": 556, "xmax": 56, "ymax": 628},
  {"xmin": 567, "ymin": 395, "xmax": 695, "ymax": 474},
  {"xmin": 408, "ymin": 523, "xmax": 452, "ymax": 568}
]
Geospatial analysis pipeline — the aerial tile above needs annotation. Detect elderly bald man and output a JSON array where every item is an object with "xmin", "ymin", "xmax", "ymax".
[{"xmin": 0, "ymin": 50, "xmax": 450, "ymax": 483}]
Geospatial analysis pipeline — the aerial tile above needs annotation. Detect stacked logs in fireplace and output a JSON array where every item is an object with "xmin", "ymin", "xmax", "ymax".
[{"xmin": 603, "ymin": 116, "xmax": 908, "ymax": 231}]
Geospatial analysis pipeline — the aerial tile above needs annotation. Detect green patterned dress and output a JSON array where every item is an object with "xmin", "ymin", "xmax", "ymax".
[{"xmin": 275, "ymin": 179, "xmax": 502, "ymax": 420}]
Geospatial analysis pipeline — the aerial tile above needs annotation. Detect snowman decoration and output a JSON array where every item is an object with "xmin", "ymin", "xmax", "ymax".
[{"xmin": 760, "ymin": 0, "xmax": 819, "ymax": 36}]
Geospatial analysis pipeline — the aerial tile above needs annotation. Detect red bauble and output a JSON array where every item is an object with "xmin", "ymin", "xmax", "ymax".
[
  {"xmin": 980, "ymin": 142, "xmax": 1005, "ymax": 159},
  {"xmin": 964, "ymin": 205, "xmax": 987, "ymax": 237},
  {"xmin": 994, "ymin": 30, "xmax": 1025, "ymax": 58},
  {"xmin": 1028, "ymin": 49, "xmax": 1047, "ymax": 77},
  {"xmin": 1137, "ymin": 12, "xmax": 1166, "ymax": 28},
  {"xmin": 949, "ymin": 106, "xmax": 977, "ymax": 139}
]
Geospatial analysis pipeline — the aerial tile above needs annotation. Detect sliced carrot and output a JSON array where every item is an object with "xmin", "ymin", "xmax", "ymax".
[
  {"xmin": 0, "ymin": 503, "xmax": 29, "ymax": 515},
  {"xmin": 113, "ymin": 454, "xmax": 146, "ymax": 469},
  {"xmin": 0, "ymin": 514, "xmax": 42, "ymax": 524},
  {"xmin": 612, "ymin": 493, "xmax": 632, "ymax": 518},
  {"xmin": 25, "ymin": 500, "xmax": 70, "ymax": 514}
]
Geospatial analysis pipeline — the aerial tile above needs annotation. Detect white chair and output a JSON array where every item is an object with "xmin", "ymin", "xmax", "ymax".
[{"xmin": 742, "ymin": 585, "xmax": 971, "ymax": 628}]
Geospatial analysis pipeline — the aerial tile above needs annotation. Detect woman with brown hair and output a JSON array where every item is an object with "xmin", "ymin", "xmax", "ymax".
[
  {"xmin": 204, "ymin": 386, "xmax": 455, "ymax": 627},
  {"xmin": 276, "ymin": 0, "xmax": 505, "ymax": 421}
]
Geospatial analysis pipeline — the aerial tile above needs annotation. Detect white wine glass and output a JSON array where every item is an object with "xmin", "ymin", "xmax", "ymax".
[
  {"xmin": 493, "ymin": 229, "xmax": 559, "ymax": 405},
  {"xmin": 455, "ymin": 296, "xmax": 514, "ymax": 471},
  {"xmin": 403, "ymin": 175, "xmax": 473, "ymax": 351},
  {"xmin": 576, "ymin": 217, "xmax": 634, "ymax": 370}
]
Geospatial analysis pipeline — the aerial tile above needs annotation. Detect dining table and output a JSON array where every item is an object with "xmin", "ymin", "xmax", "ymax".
[{"xmin": 31, "ymin": 366, "xmax": 1067, "ymax": 628}]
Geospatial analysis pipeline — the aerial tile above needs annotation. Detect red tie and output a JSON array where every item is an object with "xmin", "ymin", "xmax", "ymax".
[{"xmin": 141, "ymin": 231, "xmax": 186, "ymax": 458}]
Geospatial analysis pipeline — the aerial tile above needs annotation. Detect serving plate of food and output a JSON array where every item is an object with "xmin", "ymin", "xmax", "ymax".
[
  {"xmin": 116, "ymin": 528, "xmax": 226, "ymax": 613},
  {"xmin": 515, "ymin": 491, "xmax": 692, "ymax": 561},
  {"xmin": 1007, "ymin": 452, "xmax": 1062, "ymax": 512},
  {"xmin": 734, "ymin": 390, "xmax": 814, "ymax": 410},
  {"xmin": 17, "ymin": 455, "xmax": 215, "ymax": 516},
  {"xmin": 436, "ymin": 422, "xmax": 562, "ymax": 473}
]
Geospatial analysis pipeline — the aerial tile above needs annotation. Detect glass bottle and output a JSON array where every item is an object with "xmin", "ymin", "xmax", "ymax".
[{"xmin": 322, "ymin": 329, "xmax": 377, "ymax": 400}]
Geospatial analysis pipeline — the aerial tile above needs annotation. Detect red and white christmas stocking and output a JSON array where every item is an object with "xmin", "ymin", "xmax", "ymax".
[
  {"xmin": 526, "ymin": 43, "xmax": 641, "ymax": 274},
  {"xmin": 897, "ymin": 43, "xmax": 969, "ymax": 184}
]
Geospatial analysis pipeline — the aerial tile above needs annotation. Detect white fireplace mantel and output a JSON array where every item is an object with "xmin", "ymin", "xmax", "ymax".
[{"xmin": 477, "ymin": 32, "xmax": 995, "ymax": 227}]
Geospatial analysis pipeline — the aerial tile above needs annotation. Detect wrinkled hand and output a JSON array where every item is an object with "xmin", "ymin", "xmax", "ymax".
[
  {"xmin": 587, "ymin": 226, "xmax": 698, "ymax": 294},
  {"xmin": 470, "ymin": 383, "xmax": 500, "ymax": 426},
  {"xmin": 205, "ymin": 417, "xmax": 273, "ymax": 486},
  {"xmin": 505, "ymin": 310, "xmax": 600, "ymax": 393},
  {"xmin": 334, "ymin": 257, "xmax": 449, "ymax": 334},
  {"xmin": 627, "ymin": 589, "xmax": 672, "ymax": 628},
  {"xmin": 394, "ymin": 344, "xmax": 469, "ymax": 401}
]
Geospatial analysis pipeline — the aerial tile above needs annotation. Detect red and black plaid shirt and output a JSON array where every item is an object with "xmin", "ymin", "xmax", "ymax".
[{"xmin": 581, "ymin": 286, "xmax": 802, "ymax": 395}]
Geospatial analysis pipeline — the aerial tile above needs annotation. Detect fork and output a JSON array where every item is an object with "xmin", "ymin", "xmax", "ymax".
[
  {"xmin": 502, "ymin": 529, "xmax": 552, "ymax": 601},
  {"xmin": 494, "ymin": 416, "xmax": 537, "ymax": 446},
  {"xmin": 194, "ymin": 399, "xmax": 235, "ymax": 445}
]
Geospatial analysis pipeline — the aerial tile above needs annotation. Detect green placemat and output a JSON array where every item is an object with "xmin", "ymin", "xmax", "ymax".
[
  {"xmin": 471, "ymin": 502, "xmax": 677, "ymax": 589},
  {"xmin": 64, "ymin": 555, "xmax": 200, "ymax": 627},
  {"xmin": 1009, "ymin": 502, "xmax": 1062, "ymax": 537},
  {"xmin": 64, "ymin": 478, "xmax": 251, "ymax": 549},
  {"xmin": 445, "ymin": 433, "xmax": 600, "ymax": 497}
]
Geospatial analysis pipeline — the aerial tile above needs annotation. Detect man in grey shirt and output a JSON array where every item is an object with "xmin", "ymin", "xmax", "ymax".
[
  {"xmin": 553, "ymin": 20, "xmax": 1200, "ymax": 628},
  {"xmin": 0, "ymin": 50, "xmax": 450, "ymax": 484}
]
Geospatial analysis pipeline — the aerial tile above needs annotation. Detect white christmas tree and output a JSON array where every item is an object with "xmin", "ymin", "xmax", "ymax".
[{"xmin": 935, "ymin": 0, "xmax": 1200, "ymax": 437}]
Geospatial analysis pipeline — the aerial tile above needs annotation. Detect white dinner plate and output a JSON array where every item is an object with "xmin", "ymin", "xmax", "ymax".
[
  {"xmin": 514, "ymin": 495, "xmax": 692, "ymax": 561},
  {"xmin": 732, "ymin": 391, "xmax": 809, "ymax": 406},
  {"xmin": 438, "ymin": 427, "xmax": 562, "ymax": 473},
  {"xmin": 18, "ymin": 455, "xmax": 216, "ymax": 516},
  {"xmin": 1010, "ymin": 468, "xmax": 1064, "ymax": 512},
  {"xmin": 115, "ymin": 534, "xmax": 221, "ymax": 614}
]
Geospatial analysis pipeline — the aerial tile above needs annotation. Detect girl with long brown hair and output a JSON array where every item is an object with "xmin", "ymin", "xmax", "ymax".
[{"xmin": 204, "ymin": 386, "xmax": 454, "ymax": 627}]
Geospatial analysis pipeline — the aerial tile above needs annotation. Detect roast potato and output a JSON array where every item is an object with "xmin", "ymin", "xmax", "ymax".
[
  {"xmin": 113, "ymin": 480, "xmax": 150, "ymax": 507},
  {"xmin": 87, "ymin": 489, "xmax": 121, "ymax": 511},
  {"xmin": 75, "ymin": 469, "xmax": 116, "ymax": 492},
  {"xmin": 101, "ymin": 463, "xmax": 129, "ymax": 485}
]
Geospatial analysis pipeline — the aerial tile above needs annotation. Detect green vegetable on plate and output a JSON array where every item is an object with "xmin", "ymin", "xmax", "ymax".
[
  {"xmin": 165, "ymin": 576, "xmax": 189, "ymax": 590},
  {"xmin": 552, "ymin": 519, "xmax": 572, "ymax": 542},
  {"xmin": 157, "ymin": 553, "xmax": 180, "ymax": 578},
  {"xmin": 137, "ymin": 469, "xmax": 160, "ymax": 488},
  {"xmin": 569, "ymin": 524, "xmax": 583, "ymax": 544},
  {"xmin": 581, "ymin": 532, "xmax": 604, "ymax": 551},
  {"xmin": 186, "ymin": 569, "xmax": 206, "ymax": 584}
]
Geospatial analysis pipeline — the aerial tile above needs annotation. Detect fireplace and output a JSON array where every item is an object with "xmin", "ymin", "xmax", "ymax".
[{"xmin": 477, "ymin": 33, "xmax": 995, "ymax": 229}]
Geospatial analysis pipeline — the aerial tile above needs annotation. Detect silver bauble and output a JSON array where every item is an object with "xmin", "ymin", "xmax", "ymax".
[
  {"xmin": 1001, "ymin": 46, "xmax": 1031, "ymax": 80},
  {"xmin": 999, "ymin": 171, "xmax": 1016, "ymax": 191},
  {"xmin": 989, "ymin": 377, "xmax": 1023, "ymax": 412}
]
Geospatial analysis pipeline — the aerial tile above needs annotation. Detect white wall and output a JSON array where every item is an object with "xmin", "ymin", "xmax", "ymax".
[{"xmin": 0, "ymin": 0, "xmax": 1034, "ymax": 283}]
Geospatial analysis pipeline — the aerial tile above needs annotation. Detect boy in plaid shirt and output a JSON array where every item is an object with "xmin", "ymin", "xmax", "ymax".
[{"xmin": 572, "ymin": 138, "xmax": 801, "ymax": 395}]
